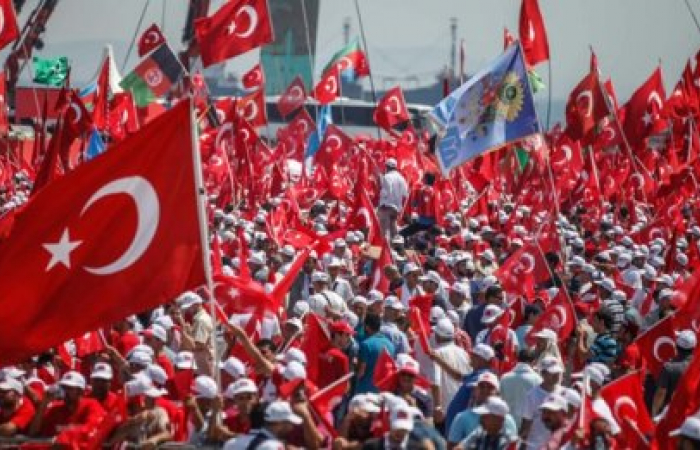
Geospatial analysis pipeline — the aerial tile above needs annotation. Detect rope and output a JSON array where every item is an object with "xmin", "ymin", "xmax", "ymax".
[{"xmin": 121, "ymin": 0, "xmax": 152, "ymax": 72}]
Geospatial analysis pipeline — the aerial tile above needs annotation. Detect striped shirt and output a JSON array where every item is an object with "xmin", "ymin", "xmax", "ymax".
[{"xmin": 588, "ymin": 332, "xmax": 620, "ymax": 364}]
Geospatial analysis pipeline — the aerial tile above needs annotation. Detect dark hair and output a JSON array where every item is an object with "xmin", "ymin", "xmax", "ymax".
[
  {"xmin": 364, "ymin": 313, "xmax": 382, "ymax": 333},
  {"xmin": 517, "ymin": 348, "xmax": 537, "ymax": 363},
  {"xmin": 252, "ymin": 402, "xmax": 268, "ymax": 428},
  {"xmin": 485, "ymin": 285, "xmax": 503, "ymax": 300},
  {"xmin": 423, "ymin": 172, "xmax": 436, "ymax": 186},
  {"xmin": 595, "ymin": 309, "xmax": 614, "ymax": 330},
  {"xmin": 256, "ymin": 339, "xmax": 277, "ymax": 353},
  {"xmin": 523, "ymin": 304, "xmax": 542, "ymax": 320}
]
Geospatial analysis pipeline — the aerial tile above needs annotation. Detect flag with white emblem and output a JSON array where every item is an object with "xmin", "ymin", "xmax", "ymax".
[
  {"xmin": 0, "ymin": 0, "xmax": 18, "ymax": 52},
  {"xmin": 0, "ymin": 100, "xmax": 205, "ymax": 365},
  {"xmin": 430, "ymin": 44, "xmax": 540, "ymax": 175},
  {"xmin": 120, "ymin": 43, "xmax": 184, "ymax": 107},
  {"xmin": 373, "ymin": 86, "xmax": 410, "ymax": 133}
]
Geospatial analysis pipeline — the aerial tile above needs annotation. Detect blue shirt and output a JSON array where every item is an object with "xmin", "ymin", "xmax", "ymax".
[
  {"xmin": 445, "ymin": 368, "xmax": 491, "ymax": 431},
  {"xmin": 463, "ymin": 304, "xmax": 486, "ymax": 342},
  {"xmin": 588, "ymin": 332, "xmax": 620, "ymax": 364},
  {"xmin": 448, "ymin": 409, "xmax": 518, "ymax": 444},
  {"xmin": 355, "ymin": 333, "xmax": 396, "ymax": 395}
]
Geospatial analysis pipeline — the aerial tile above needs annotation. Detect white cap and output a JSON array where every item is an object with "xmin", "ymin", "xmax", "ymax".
[
  {"xmin": 350, "ymin": 394, "xmax": 381, "ymax": 414},
  {"xmin": 59, "ymin": 371, "xmax": 86, "ymax": 390},
  {"xmin": 265, "ymin": 401, "xmax": 302, "ymax": 424},
  {"xmin": 429, "ymin": 306, "xmax": 446, "ymax": 323},
  {"xmin": 144, "ymin": 324, "xmax": 168, "ymax": 343},
  {"xmin": 564, "ymin": 388, "xmax": 581, "ymax": 408},
  {"xmin": 595, "ymin": 278, "xmax": 616, "ymax": 292},
  {"xmin": 386, "ymin": 158, "xmax": 398, "ymax": 169},
  {"xmin": 402, "ymin": 263, "xmax": 420, "ymax": 276},
  {"xmin": 533, "ymin": 328, "xmax": 557, "ymax": 341},
  {"xmin": 175, "ymin": 351, "xmax": 197, "ymax": 370},
  {"xmin": 281, "ymin": 245, "xmax": 296, "ymax": 258},
  {"xmin": 677, "ymin": 253, "xmax": 689, "ymax": 266},
  {"xmin": 125, "ymin": 374, "xmax": 166, "ymax": 398},
  {"xmin": 225, "ymin": 378, "xmax": 258, "ymax": 398},
  {"xmin": 220, "ymin": 357, "xmax": 246, "ymax": 378},
  {"xmin": 367, "ymin": 290, "xmax": 385, "ymax": 304},
  {"xmin": 351, "ymin": 296, "xmax": 368, "ymax": 306},
  {"xmin": 451, "ymin": 282, "xmax": 470, "ymax": 297},
  {"xmin": 0, "ymin": 378, "xmax": 23, "ymax": 394},
  {"xmin": 476, "ymin": 372, "xmax": 500, "ymax": 390},
  {"xmin": 193, "ymin": 375, "xmax": 218, "ymax": 399},
  {"xmin": 472, "ymin": 396, "xmax": 509, "ymax": 417},
  {"xmin": 146, "ymin": 365, "xmax": 168, "ymax": 386},
  {"xmin": 539, "ymin": 355, "xmax": 564, "ymax": 374},
  {"xmin": 433, "ymin": 318, "xmax": 455, "ymax": 339},
  {"xmin": 481, "ymin": 249, "xmax": 496, "ymax": 262},
  {"xmin": 249, "ymin": 252, "xmax": 267, "ymax": 266},
  {"xmin": 384, "ymin": 296, "xmax": 406, "ymax": 311},
  {"xmin": 328, "ymin": 257, "xmax": 345, "ymax": 268},
  {"xmin": 390, "ymin": 404, "xmax": 414, "ymax": 431},
  {"xmin": 311, "ymin": 271, "xmax": 329, "ymax": 283},
  {"xmin": 671, "ymin": 416, "xmax": 700, "ymax": 440},
  {"xmin": 90, "ymin": 362, "xmax": 114, "ymax": 380},
  {"xmin": 128, "ymin": 350, "xmax": 153, "ymax": 367},
  {"xmin": 154, "ymin": 315, "xmax": 175, "ymax": 330},
  {"xmin": 333, "ymin": 238, "xmax": 347, "ymax": 248},
  {"xmin": 471, "ymin": 343, "xmax": 495, "ymax": 361},
  {"xmin": 658, "ymin": 289, "xmax": 675, "ymax": 300},
  {"xmin": 539, "ymin": 393, "xmax": 568, "ymax": 412},
  {"xmin": 292, "ymin": 301, "xmax": 310, "ymax": 317},
  {"xmin": 283, "ymin": 361, "xmax": 307, "ymax": 381},
  {"xmin": 677, "ymin": 329, "xmax": 697, "ymax": 350},
  {"xmin": 282, "ymin": 348, "xmax": 308, "ymax": 366},
  {"xmin": 177, "ymin": 291, "xmax": 203, "ymax": 309},
  {"xmin": 481, "ymin": 305, "xmax": 503, "ymax": 324}
]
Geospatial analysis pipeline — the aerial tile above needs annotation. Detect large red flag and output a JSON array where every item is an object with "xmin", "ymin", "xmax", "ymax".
[
  {"xmin": 373, "ymin": 86, "xmax": 410, "ymax": 132},
  {"xmin": 0, "ymin": 100, "xmax": 205, "ymax": 365},
  {"xmin": 565, "ymin": 71, "xmax": 610, "ymax": 141},
  {"xmin": 526, "ymin": 291, "xmax": 576, "ymax": 345},
  {"xmin": 277, "ymin": 75, "xmax": 307, "ymax": 118},
  {"xmin": 194, "ymin": 0, "xmax": 274, "ymax": 68},
  {"xmin": 519, "ymin": 0, "xmax": 549, "ymax": 66},
  {"xmin": 0, "ymin": 0, "xmax": 19, "ymax": 52},
  {"xmin": 622, "ymin": 67, "xmax": 666, "ymax": 147},
  {"xmin": 633, "ymin": 315, "xmax": 677, "ymax": 377},
  {"xmin": 137, "ymin": 23, "xmax": 166, "ymax": 57},
  {"xmin": 235, "ymin": 88, "xmax": 267, "ymax": 128}
]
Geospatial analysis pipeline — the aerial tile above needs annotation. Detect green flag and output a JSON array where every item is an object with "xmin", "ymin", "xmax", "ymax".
[
  {"xmin": 119, "ymin": 71, "xmax": 155, "ymax": 107},
  {"xmin": 527, "ymin": 69, "xmax": 546, "ymax": 94},
  {"xmin": 33, "ymin": 56, "xmax": 69, "ymax": 87}
]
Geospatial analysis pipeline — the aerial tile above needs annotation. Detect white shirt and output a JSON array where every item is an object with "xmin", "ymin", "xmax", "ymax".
[
  {"xmin": 422, "ymin": 339, "xmax": 471, "ymax": 408},
  {"xmin": 499, "ymin": 363, "xmax": 543, "ymax": 427},
  {"xmin": 331, "ymin": 277, "xmax": 354, "ymax": 304},
  {"xmin": 379, "ymin": 170, "xmax": 409, "ymax": 212},
  {"xmin": 400, "ymin": 283, "xmax": 424, "ymax": 307},
  {"xmin": 520, "ymin": 385, "xmax": 564, "ymax": 449}
]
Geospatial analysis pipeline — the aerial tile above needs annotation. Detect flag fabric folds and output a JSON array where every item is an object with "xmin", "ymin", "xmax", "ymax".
[
  {"xmin": 0, "ymin": 100, "xmax": 206, "ymax": 365},
  {"xmin": 430, "ymin": 44, "xmax": 540, "ymax": 175}
]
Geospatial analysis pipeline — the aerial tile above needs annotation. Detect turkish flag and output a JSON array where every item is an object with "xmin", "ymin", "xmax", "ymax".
[
  {"xmin": 137, "ymin": 23, "xmax": 166, "ymax": 57},
  {"xmin": 633, "ymin": 315, "xmax": 677, "ymax": 377},
  {"xmin": 526, "ymin": 291, "xmax": 575, "ymax": 346},
  {"xmin": 599, "ymin": 371, "xmax": 655, "ymax": 448},
  {"xmin": 314, "ymin": 124, "xmax": 352, "ymax": 172},
  {"xmin": 241, "ymin": 63, "xmax": 265, "ymax": 90},
  {"xmin": 0, "ymin": 100, "xmax": 205, "ymax": 366},
  {"xmin": 235, "ymin": 89, "xmax": 267, "ymax": 128},
  {"xmin": 277, "ymin": 75, "xmax": 307, "ymax": 118},
  {"xmin": 622, "ymin": 67, "xmax": 666, "ymax": 147},
  {"xmin": 299, "ymin": 313, "xmax": 333, "ymax": 385},
  {"xmin": 519, "ymin": 0, "xmax": 549, "ymax": 66},
  {"xmin": 0, "ymin": 0, "xmax": 19, "ymax": 52},
  {"xmin": 565, "ymin": 70, "xmax": 610, "ymax": 141},
  {"xmin": 194, "ymin": 0, "xmax": 274, "ymax": 68},
  {"xmin": 374, "ymin": 86, "xmax": 410, "ymax": 131},
  {"xmin": 313, "ymin": 65, "xmax": 340, "ymax": 105},
  {"xmin": 495, "ymin": 244, "xmax": 543, "ymax": 299}
]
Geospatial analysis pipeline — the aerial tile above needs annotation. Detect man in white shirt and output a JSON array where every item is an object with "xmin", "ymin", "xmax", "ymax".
[
  {"xmin": 328, "ymin": 258, "xmax": 354, "ymax": 304},
  {"xmin": 224, "ymin": 401, "xmax": 300, "ymax": 450},
  {"xmin": 499, "ymin": 348, "xmax": 542, "ymax": 428},
  {"xmin": 377, "ymin": 158, "xmax": 408, "ymax": 240},
  {"xmin": 518, "ymin": 356, "xmax": 565, "ymax": 449}
]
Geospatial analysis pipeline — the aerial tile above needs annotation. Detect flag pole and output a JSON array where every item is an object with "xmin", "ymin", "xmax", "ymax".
[
  {"xmin": 683, "ymin": 0, "xmax": 700, "ymax": 36},
  {"xmin": 121, "ymin": 0, "xmax": 152, "ymax": 72},
  {"xmin": 545, "ymin": 59, "xmax": 552, "ymax": 130},
  {"xmin": 188, "ymin": 97, "xmax": 221, "ymax": 387}
]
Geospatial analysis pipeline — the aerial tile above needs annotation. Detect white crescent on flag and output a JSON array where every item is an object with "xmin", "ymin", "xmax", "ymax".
[
  {"xmin": 234, "ymin": 5, "xmax": 259, "ymax": 38},
  {"xmin": 81, "ymin": 176, "xmax": 160, "ymax": 276}
]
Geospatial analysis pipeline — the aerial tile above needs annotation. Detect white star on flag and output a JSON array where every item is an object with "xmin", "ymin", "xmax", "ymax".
[{"xmin": 43, "ymin": 228, "xmax": 82, "ymax": 271}]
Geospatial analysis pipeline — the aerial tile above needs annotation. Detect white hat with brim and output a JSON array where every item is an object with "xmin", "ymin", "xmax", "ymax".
[{"xmin": 265, "ymin": 401, "xmax": 303, "ymax": 425}]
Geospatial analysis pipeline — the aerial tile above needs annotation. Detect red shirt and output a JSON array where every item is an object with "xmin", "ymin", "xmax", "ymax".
[
  {"xmin": 91, "ymin": 391, "xmax": 121, "ymax": 413},
  {"xmin": 39, "ymin": 397, "xmax": 105, "ymax": 437},
  {"xmin": 223, "ymin": 408, "xmax": 251, "ymax": 434},
  {"xmin": 414, "ymin": 185, "xmax": 436, "ymax": 218},
  {"xmin": 316, "ymin": 347, "xmax": 350, "ymax": 390},
  {"xmin": 156, "ymin": 353, "xmax": 175, "ymax": 379},
  {"xmin": 0, "ymin": 398, "xmax": 35, "ymax": 432}
]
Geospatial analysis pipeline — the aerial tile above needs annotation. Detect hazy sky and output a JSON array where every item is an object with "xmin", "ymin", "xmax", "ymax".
[{"xmin": 10, "ymin": 0, "xmax": 700, "ymax": 106}]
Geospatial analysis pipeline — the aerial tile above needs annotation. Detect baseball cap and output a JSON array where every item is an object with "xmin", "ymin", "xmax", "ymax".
[
  {"xmin": 177, "ymin": 291, "xmax": 203, "ymax": 309},
  {"xmin": 350, "ymin": 394, "xmax": 381, "ymax": 414},
  {"xmin": 125, "ymin": 374, "xmax": 166, "ymax": 398},
  {"xmin": 670, "ymin": 416, "xmax": 700, "ymax": 440},
  {"xmin": 481, "ymin": 305, "xmax": 503, "ymax": 325},
  {"xmin": 59, "ymin": 371, "xmax": 86, "ymax": 390},
  {"xmin": 473, "ymin": 396, "xmax": 509, "ymax": 417},
  {"xmin": 281, "ymin": 245, "xmax": 296, "ymax": 258},
  {"xmin": 539, "ymin": 355, "xmax": 564, "ymax": 374},
  {"xmin": 220, "ymin": 356, "xmax": 246, "ymax": 379},
  {"xmin": 429, "ymin": 306, "xmax": 446, "ymax": 324},
  {"xmin": 451, "ymin": 282, "xmax": 470, "ymax": 297},
  {"xmin": 539, "ymin": 393, "xmax": 568, "ymax": 412},
  {"xmin": 677, "ymin": 329, "xmax": 697, "ymax": 350},
  {"xmin": 282, "ymin": 348, "xmax": 308, "ymax": 366},
  {"xmin": 564, "ymin": 388, "xmax": 582, "ymax": 408},
  {"xmin": 386, "ymin": 158, "xmax": 398, "ymax": 169},
  {"xmin": 143, "ymin": 324, "xmax": 167, "ymax": 343},
  {"xmin": 90, "ymin": 362, "xmax": 114, "ymax": 381},
  {"xmin": 402, "ymin": 263, "xmax": 420, "ymax": 276},
  {"xmin": 225, "ymin": 378, "xmax": 258, "ymax": 399},
  {"xmin": 658, "ymin": 289, "xmax": 675, "ymax": 300},
  {"xmin": 328, "ymin": 257, "xmax": 345, "ymax": 268},
  {"xmin": 385, "ymin": 296, "xmax": 406, "ymax": 311},
  {"xmin": 390, "ymin": 404, "xmax": 414, "ymax": 431},
  {"xmin": 153, "ymin": 315, "xmax": 174, "ymax": 330},
  {"xmin": 367, "ymin": 290, "xmax": 385, "ymax": 304},
  {"xmin": 283, "ymin": 361, "xmax": 307, "ymax": 381},
  {"xmin": 351, "ymin": 296, "xmax": 368, "ymax": 306},
  {"xmin": 333, "ymin": 238, "xmax": 347, "ymax": 248},
  {"xmin": 292, "ymin": 301, "xmax": 310, "ymax": 318},
  {"xmin": 471, "ymin": 344, "xmax": 495, "ymax": 361},
  {"xmin": 433, "ymin": 318, "xmax": 455, "ymax": 339},
  {"xmin": 533, "ymin": 328, "xmax": 557, "ymax": 341},
  {"xmin": 265, "ymin": 401, "xmax": 302, "ymax": 424},
  {"xmin": 477, "ymin": 372, "xmax": 500, "ymax": 390},
  {"xmin": 0, "ymin": 378, "xmax": 23, "ymax": 394},
  {"xmin": 330, "ymin": 320, "xmax": 356, "ymax": 335},
  {"xmin": 175, "ymin": 351, "xmax": 197, "ymax": 370},
  {"xmin": 396, "ymin": 355, "xmax": 420, "ymax": 376},
  {"xmin": 193, "ymin": 375, "xmax": 218, "ymax": 399},
  {"xmin": 146, "ymin": 365, "xmax": 168, "ymax": 386},
  {"xmin": 128, "ymin": 350, "xmax": 153, "ymax": 367},
  {"xmin": 311, "ymin": 271, "xmax": 329, "ymax": 283}
]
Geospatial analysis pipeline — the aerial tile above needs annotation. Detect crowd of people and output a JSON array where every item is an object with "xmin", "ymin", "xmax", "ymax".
[{"xmin": 0, "ymin": 147, "xmax": 700, "ymax": 450}]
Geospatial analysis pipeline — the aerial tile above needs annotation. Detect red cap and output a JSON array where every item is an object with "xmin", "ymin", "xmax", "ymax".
[{"xmin": 330, "ymin": 320, "xmax": 355, "ymax": 335}]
